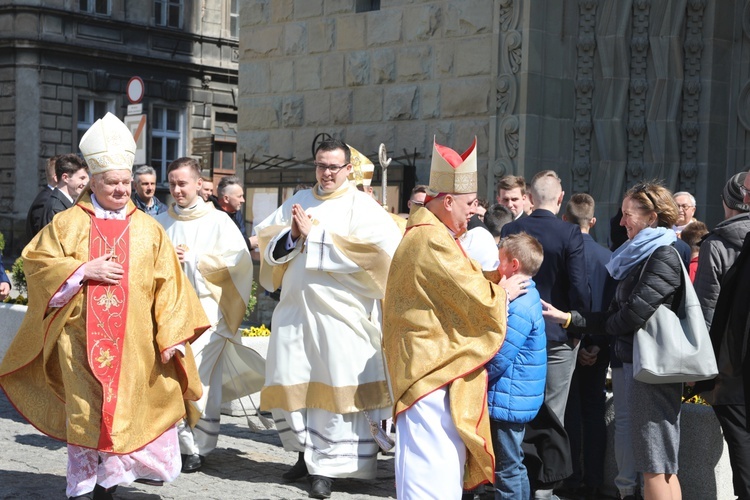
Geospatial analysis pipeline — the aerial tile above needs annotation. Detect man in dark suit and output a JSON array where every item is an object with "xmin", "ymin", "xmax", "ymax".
[
  {"xmin": 40, "ymin": 154, "xmax": 89, "ymax": 229},
  {"xmin": 561, "ymin": 193, "xmax": 613, "ymax": 500},
  {"xmin": 501, "ymin": 171, "xmax": 590, "ymax": 498},
  {"xmin": 502, "ymin": 171, "xmax": 590, "ymax": 419},
  {"xmin": 25, "ymin": 155, "xmax": 59, "ymax": 241},
  {"xmin": 502, "ymin": 170, "xmax": 591, "ymax": 498}
]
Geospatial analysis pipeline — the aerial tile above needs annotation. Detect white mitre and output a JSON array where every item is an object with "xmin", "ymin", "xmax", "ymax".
[
  {"xmin": 347, "ymin": 144, "xmax": 375, "ymax": 188},
  {"xmin": 79, "ymin": 112, "xmax": 136, "ymax": 174},
  {"xmin": 426, "ymin": 137, "xmax": 478, "ymax": 197}
]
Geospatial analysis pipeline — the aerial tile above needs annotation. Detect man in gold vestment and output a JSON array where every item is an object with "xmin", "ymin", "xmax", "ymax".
[
  {"xmin": 383, "ymin": 138, "xmax": 523, "ymax": 499},
  {"xmin": 0, "ymin": 113, "xmax": 207, "ymax": 500}
]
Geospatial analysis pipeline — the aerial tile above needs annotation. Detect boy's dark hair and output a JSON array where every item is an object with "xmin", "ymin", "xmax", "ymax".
[
  {"xmin": 484, "ymin": 204, "xmax": 514, "ymax": 237},
  {"xmin": 565, "ymin": 193, "xmax": 596, "ymax": 230},
  {"xmin": 56, "ymin": 154, "xmax": 87, "ymax": 180},
  {"xmin": 680, "ymin": 221, "xmax": 709, "ymax": 252},
  {"xmin": 498, "ymin": 232, "xmax": 544, "ymax": 276}
]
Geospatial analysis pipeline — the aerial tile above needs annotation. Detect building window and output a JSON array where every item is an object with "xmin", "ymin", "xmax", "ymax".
[
  {"xmin": 80, "ymin": 0, "xmax": 110, "ymax": 15},
  {"xmin": 213, "ymin": 141, "xmax": 237, "ymax": 173},
  {"xmin": 77, "ymin": 98, "xmax": 112, "ymax": 145},
  {"xmin": 230, "ymin": 0, "xmax": 239, "ymax": 38},
  {"xmin": 151, "ymin": 107, "xmax": 183, "ymax": 182},
  {"xmin": 355, "ymin": 0, "xmax": 380, "ymax": 12},
  {"xmin": 155, "ymin": 0, "xmax": 182, "ymax": 28}
]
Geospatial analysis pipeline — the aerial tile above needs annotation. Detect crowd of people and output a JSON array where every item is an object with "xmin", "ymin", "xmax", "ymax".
[{"xmin": 1, "ymin": 114, "xmax": 750, "ymax": 500}]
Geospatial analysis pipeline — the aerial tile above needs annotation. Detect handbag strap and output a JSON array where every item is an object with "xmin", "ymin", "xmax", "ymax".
[{"xmin": 636, "ymin": 245, "xmax": 693, "ymax": 316}]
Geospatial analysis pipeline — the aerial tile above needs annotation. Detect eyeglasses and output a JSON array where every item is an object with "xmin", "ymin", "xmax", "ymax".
[
  {"xmin": 409, "ymin": 200, "xmax": 424, "ymax": 206},
  {"xmin": 314, "ymin": 163, "xmax": 348, "ymax": 174},
  {"xmin": 741, "ymin": 186, "xmax": 750, "ymax": 197},
  {"xmin": 677, "ymin": 204, "xmax": 695, "ymax": 211}
]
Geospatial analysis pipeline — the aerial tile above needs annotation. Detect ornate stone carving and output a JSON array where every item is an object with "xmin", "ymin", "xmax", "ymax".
[
  {"xmin": 493, "ymin": 0, "xmax": 521, "ymax": 184},
  {"xmin": 572, "ymin": 0, "xmax": 597, "ymax": 193},
  {"xmin": 500, "ymin": 115, "xmax": 520, "ymax": 160},
  {"xmin": 626, "ymin": 0, "xmax": 650, "ymax": 186},
  {"xmin": 503, "ymin": 31, "xmax": 523, "ymax": 75},
  {"xmin": 496, "ymin": 75, "xmax": 517, "ymax": 115},
  {"xmin": 499, "ymin": 0, "xmax": 519, "ymax": 32},
  {"xmin": 680, "ymin": 0, "xmax": 705, "ymax": 193}
]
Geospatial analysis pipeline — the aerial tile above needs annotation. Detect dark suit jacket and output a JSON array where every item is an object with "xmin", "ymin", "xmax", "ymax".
[
  {"xmin": 26, "ymin": 187, "xmax": 53, "ymax": 241},
  {"xmin": 41, "ymin": 189, "xmax": 73, "ymax": 228},
  {"xmin": 501, "ymin": 208, "xmax": 591, "ymax": 342},
  {"xmin": 582, "ymin": 233, "xmax": 614, "ymax": 350},
  {"xmin": 0, "ymin": 257, "xmax": 10, "ymax": 287}
]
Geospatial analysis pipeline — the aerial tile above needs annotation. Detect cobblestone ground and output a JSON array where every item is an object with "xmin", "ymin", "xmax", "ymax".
[{"xmin": 0, "ymin": 392, "xmax": 396, "ymax": 499}]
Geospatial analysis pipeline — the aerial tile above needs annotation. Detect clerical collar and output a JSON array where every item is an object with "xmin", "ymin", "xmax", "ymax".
[
  {"xmin": 312, "ymin": 182, "xmax": 350, "ymax": 201},
  {"xmin": 91, "ymin": 194, "xmax": 127, "ymax": 220},
  {"xmin": 174, "ymin": 197, "xmax": 204, "ymax": 215}
]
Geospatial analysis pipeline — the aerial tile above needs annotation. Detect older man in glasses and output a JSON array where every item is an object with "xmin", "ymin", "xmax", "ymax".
[
  {"xmin": 254, "ymin": 138, "xmax": 402, "ymax": 499},
  {"xmin": 672, "ymin": 191, "xmax": 699, "ymax": 237}
]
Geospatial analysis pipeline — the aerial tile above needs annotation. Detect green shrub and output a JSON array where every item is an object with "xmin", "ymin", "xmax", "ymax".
[
  {"xmin": 244, "ymin": 281, "xmax": 258, "ymax": 321},
  {"xmin": 11, "ymin": 257, "xmax": 26, "ymax": 296}
]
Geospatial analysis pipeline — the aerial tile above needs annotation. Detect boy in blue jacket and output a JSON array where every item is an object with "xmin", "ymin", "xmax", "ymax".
[{"xmin": 487, "ymin": 232, "xmax": 547, "ymax": 499}]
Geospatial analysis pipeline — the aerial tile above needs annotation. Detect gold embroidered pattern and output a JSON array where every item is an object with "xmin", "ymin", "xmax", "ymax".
[{"xmin": 94, "ymin": 289, "xmax": 122, "ymax": 311}]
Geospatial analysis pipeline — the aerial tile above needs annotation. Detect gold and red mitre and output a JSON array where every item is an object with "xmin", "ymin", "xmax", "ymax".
[
  {"xmin": 347, "ymin": 144, "xmax": 375, "ymax": 188},
  {"xmin": 426, "ymin": 137, "xmax": 477, "ymax": 199},
  {"xmin": 79, "ymin": 112, "xmax": 136, "ymax": 174}
]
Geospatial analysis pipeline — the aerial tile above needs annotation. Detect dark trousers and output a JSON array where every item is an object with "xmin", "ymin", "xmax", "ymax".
[
  {"xmin": 714, "ymin": 404, "xmax": 750, "ymax": 500},
  {"xmin": 564, "ymin": 347, "xmax": 610, "ymax": 488}
]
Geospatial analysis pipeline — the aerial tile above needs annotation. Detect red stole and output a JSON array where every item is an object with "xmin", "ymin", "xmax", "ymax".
[{"xmin": 86, "ymin": 217, "xmax": 130, "ymax": 451}]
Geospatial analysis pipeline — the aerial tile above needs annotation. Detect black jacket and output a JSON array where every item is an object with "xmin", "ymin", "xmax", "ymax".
[
  {"xmin": 568, "ymin": 244, "xmax": 683, "ymax": 363},
  {"xmin": 25, "ymin": 187, "xmax": 53, "ymax": 241},
  {"xmin": 40, "ymin": 189, "xmax": 73, "ymax": 228}
]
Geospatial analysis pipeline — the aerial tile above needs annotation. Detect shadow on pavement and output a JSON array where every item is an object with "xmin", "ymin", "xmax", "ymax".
[
  {"xmin": 0, "ymin": 470, "xmax": 66, "ymax": 499},
  {"xmin": 15, "ymin": 433, "xmax": 65, "ymax": 451}
]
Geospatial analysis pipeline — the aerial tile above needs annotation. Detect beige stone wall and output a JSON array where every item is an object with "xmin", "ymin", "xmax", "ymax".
[{"xmin": 238, "ymin": 0, "xmax": 497, "ymax": 193}]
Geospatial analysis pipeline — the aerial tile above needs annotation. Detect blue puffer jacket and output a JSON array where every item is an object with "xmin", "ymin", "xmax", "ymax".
[{"xmin": 486, "ymin": 280, "xmax": 546, "ymax": 423}]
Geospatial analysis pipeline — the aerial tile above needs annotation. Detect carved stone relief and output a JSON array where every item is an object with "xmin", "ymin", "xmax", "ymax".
[
  {"xmin": 572, "ymin": 0, "xmax": 598, "ymax": 193},
  {"xmin": 626, "ymin": 0, "xmax": 650, "ymax": 187},
  {"xmin": 492, "ymin": 0, "xmax": 521, "ymax": 186},
  {"xmin": 679, "ymin": 0, "xmax": 705, "ymax": 193}
]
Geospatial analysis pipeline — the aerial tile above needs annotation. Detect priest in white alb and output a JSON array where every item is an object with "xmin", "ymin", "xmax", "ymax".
[
  {"xmin": 254, "ymin": 138, "xmax": 402, "ymax": 499},
  {"xmin": 155, "ymin": 157, "xmax": 265, "ymax": 473}
]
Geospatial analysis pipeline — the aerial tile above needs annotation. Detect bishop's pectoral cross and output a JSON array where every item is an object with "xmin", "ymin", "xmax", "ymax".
[{"xmin": 108, "ymin": 245, "xmax": 119, "ymax": 263}]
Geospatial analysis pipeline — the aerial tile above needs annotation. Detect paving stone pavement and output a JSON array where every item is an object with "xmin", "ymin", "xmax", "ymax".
[{"xmin": 0, "ymin": 392, "xmax": 396, "ymax": 499}]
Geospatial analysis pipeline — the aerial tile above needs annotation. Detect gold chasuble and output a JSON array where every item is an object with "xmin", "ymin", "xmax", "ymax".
[
  {"xmin": 382, "ymin": 207, "xmax": 508, "ymax": 489},
  {"xmin": 0, "ymin": 194, "xmax": 208, "ymax": 454}
]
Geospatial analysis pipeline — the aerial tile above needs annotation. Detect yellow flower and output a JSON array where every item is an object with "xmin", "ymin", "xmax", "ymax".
[{"xmin": 241, "ymin": 324, "xmax": 271, "ymax": 337}]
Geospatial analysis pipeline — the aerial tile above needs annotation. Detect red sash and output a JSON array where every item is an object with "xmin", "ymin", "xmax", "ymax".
[{"xmin": 86, "ymin": 217, "xmax": 130, "ymax": 451}]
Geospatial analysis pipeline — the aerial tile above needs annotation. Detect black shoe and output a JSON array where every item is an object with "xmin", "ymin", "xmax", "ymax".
[
  {"xmin": 134, "ymin": 478, "xmax": 164, "ymax": 486},
  {"xmin": 282, "ymin": 452, "xmax": 308, "ymax": 481},
  {"xmin": 69, "ymin": 494, "xmax": 93, "ymax": 500},
  {"xmin": 92, "ymin": 484, "xmax": 116, "ymax": 500},
  {"xmin": 309, "ymin": 475, "xmax": 333, "ymax": 499},
  {"xmin": 181, "ymin": 453, "xmax": 203, "ymax": 473}
]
